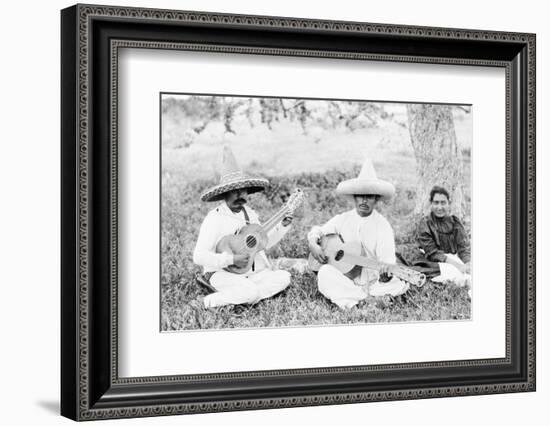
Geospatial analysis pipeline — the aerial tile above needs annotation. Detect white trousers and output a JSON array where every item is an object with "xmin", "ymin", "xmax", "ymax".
[
  {"xmin": 434, "ymin": 254, "xmax": 472, "ymax": 297},
  {"xmin": 317, "ymin": 264, "xmax": 409, "ymax": 309},
  {"xmin": 203, "ymin": 269, "xmax": 291, "ymax": 308}
]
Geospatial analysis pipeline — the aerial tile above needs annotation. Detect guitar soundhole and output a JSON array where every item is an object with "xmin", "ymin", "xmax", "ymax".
[
  {"xmin": 335, "ymin": 250, "xmax": 344, "ymax": 261},
  {"xmin": 246, "ymin": 235, "xmax": 257, "ymax": 248}
]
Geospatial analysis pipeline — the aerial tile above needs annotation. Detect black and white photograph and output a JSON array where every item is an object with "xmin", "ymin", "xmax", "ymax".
[
  {"xmin": 1, "ymin": 0, "xmax": 544, "ymax": 423},
  {"xmin": 161, "ymin": 94, "xmax": 473, "ymax": 331}
]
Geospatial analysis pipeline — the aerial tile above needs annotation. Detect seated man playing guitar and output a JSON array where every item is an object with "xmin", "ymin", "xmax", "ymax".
[
  {"xmin": 193, "ymin": 146, "xmax": 297, "ymax": 308},
  {"xmin": 307, "ymin": 158, "xmax": 410, "ymax": 309}
]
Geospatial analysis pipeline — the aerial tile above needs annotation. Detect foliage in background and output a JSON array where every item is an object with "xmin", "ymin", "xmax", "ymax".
[{"xmin": 162, "ymin": 95, "xmax": 391, "ymax": 137}]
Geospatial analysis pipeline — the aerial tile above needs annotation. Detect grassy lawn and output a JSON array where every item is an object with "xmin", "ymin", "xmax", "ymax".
[
  {"xmin": 161, "ymin": 168, "xmax": 471, "ymax": 331},
  {"xmin": 162, "ymin": 268, "xmax": 471, "ymax": 331}
]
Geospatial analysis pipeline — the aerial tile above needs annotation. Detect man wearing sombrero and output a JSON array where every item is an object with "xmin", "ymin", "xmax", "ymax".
[
  {"xmin": 193, "ymin": 146, "xmax": 293, "ymax": 308},
  {"xmin": 307, "ymin": 158, "xmax": 409, "ymax": 308}
]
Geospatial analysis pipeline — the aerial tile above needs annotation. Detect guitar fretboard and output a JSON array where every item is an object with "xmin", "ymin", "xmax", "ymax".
[
  {"xmin": 261, "ymin": 205, "xmax": 290, "ymax": 233},
  {"xmin": 342, "ymin": 253, "xmax": 426, "ymax": 287},
  {"xmin": 260, "ymin": 190, "xmax": 303, "ymax": 233}
]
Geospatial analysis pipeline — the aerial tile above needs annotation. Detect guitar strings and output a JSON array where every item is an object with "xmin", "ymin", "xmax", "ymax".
[
  {"xmin": 231, "ymin": 206, "xmax": 287, "ymax": 254},
  {"xmin": 260, "ymin": 206, "xmax": 289, "ymax": 232},
  {"xmin": 260, "ymin": 193, "xmax": 300, "ymax": 231},
  {"xmin": 232, "ymin": 194, "xmax": 299, "ymax": 256}
]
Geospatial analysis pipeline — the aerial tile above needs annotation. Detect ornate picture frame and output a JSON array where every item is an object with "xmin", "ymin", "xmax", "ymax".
[{"xmin": 61, "ymin": 3, "xmax": 535, "ymax": 421}]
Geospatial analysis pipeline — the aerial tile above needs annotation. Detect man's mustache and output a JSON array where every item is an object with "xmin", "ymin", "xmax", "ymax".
[{"xmin": 234, "ymin": 198, "xmax": 247, "ymax": 204}]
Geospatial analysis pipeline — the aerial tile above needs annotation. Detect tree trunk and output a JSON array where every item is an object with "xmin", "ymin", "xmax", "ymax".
[{"xmin": 406, "ymin": 104, "xmax": 466, "ymax": 218}]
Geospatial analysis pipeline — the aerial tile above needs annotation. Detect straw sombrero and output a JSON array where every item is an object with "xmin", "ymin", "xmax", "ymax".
[
  {"xmin": 200, "ymin": 146, "xmax": 269, "ymax": 202},
  {"xmin": 336, "ymin": 158, "xmax": 395, "ymax": 200}
]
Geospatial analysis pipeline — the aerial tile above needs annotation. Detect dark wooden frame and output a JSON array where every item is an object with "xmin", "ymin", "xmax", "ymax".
[{"xmin": 61, "ymin": 3, "xmax": 536, "ymax": 421}]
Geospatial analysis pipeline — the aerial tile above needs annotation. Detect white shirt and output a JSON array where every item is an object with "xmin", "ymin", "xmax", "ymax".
[
  {"xmin": 307, "ymin": 209, "xmax": 397, "ymax": 285},
  {"xmin": 193, "ymin": 202, "xmax": 290, "ymax": 273}
]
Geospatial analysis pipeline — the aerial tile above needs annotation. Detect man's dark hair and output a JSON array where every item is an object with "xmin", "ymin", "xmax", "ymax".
[{"xmin": 429, "ymin": 185, "xmax": 450, "ymax": 202}]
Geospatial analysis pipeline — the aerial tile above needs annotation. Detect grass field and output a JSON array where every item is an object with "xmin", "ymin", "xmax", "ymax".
[{"xmin": 161, "ymin": 168, "xmax": 471, "ymax": 331}]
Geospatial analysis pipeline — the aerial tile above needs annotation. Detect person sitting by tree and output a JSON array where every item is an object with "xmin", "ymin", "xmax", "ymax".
[{"xmin": 416, "ymin": 185, "xmax": 471, "ymax": 290}]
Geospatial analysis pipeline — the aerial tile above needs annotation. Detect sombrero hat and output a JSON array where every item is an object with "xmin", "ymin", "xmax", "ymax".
[
  {"xmin": 200, "ymin": 146, "xmax": 269, "ymax": 202},
  {"xmin": 336, "ymin": 157, "xmax": 395, "ymax": 200}
]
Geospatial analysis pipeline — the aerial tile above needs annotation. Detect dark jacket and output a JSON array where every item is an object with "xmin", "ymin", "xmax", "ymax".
[{"xmin": 416, "ymin": 213, "xmax": 471, "ymax": 264}]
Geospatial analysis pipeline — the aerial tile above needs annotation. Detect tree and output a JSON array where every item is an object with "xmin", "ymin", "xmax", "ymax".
[
  {"xmin": 406, "ymin": 104, "xmax": 466, "ymax": 218},
  {"xmin": 163, "ymin": 95, "xmax": 468, "ymax": 219}
]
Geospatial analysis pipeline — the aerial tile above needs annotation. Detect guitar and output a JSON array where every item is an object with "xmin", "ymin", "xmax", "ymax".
[
  {"xmin": 308, "ymin": 234, "xmax": 426, "ymax": 287},
  {"xmin": 216, "ymin": 189, "xmax": 304, "ymax": 274}
]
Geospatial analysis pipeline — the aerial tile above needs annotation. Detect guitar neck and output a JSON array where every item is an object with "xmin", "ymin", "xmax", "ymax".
[
  {"xmin": 342, "ymin": 253, "xmax": 389, "ymax": 271},
  {"xmin": 261, "ymin": 206, "xmax": 288, "ymax": 233},
  {"xmin": 259, "ymin": 189, "xmax": 303, "ymax": 234},
  {"xmin": 341, "ymin": 253, "xmax": 415, "ymax": 282},
  {"xmin": 341, "ymin": 251, "xmax": 426, "ymax": 287}
]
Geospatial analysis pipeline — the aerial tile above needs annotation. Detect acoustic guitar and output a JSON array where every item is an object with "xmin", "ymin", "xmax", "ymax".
[
  {"xmin": 308, "ymin": 234, "xmax": 426, "ymax": 287},
  {"xmin": 216, "ymin": 189, "xmax": 304, "ymax": 274}
]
